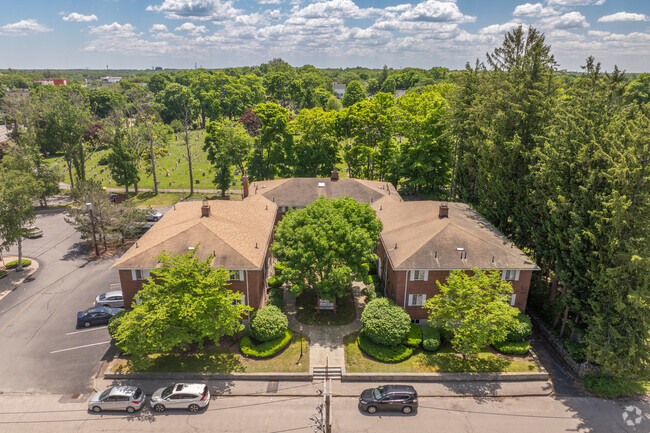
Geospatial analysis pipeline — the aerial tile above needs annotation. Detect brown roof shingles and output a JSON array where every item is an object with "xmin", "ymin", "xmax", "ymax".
[
  {"xmin": 112, "ymin": 195, "xmax": 277, "ymax": 270},
  {"xmin": 374, "ymin": 200, "xmax": 539, "ymax": 271}
]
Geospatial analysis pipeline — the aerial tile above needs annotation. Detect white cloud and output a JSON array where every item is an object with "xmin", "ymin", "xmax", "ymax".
[
  {"xmin": 479, "ymin": 21, "xmax": 522, "ymax": 36},
  {"xmin": 1, "ymin": 19, "xmax": 53, "ymax": 36},
  {"xmin": 295, "ymin": 0, "xmax": 375, "ymax": 19},
  {"xmin": 150, "ymin": 24, "xmax": 169, "ymax": 32},
  {"xmin": 548, "ymin": 0, "xmax": 603, "ymax": 5},
  {"xmin": 62, "ymin": 12, "xmax": 98, "ymax": 22},
  {"xmin": 146, "ymin": 0, "xmax": 240, "ymax": 22},
  {"xmin": 400, "ymin": 0, "xmax": 476, "ymax": 24},
  {"xmin": 512, "ymin": 3, "xmax": 558, "ymax": 18},
  {"xmin": 598, "ymin": 12, "xmax": 647, "ymax": 23},
  {"xmin": 174, "ymin": 22, "xmax": 208, "ymax": 35},
  {"xmin": 89, "ymin": 22, "xmax": 137, "ymax": 36},
  {"xmin": 543, "ymin": 11, "xmax": 589, "ymax": 29},
  {"xmin": 257, "ymin": 0, "xmax": 283, "ymax": 4}
]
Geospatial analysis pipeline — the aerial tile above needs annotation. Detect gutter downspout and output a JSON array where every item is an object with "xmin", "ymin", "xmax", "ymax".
[
  {"xmin": 245, "ymin": 270, "xmax": 250, "ymax": 321},
  {"xmin": 403, "ymin": 270, "xmax": 409, "ymax": 309}
]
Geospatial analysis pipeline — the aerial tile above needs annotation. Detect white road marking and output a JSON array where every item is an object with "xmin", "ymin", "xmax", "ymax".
[
  {"xmin": 66, "ymin": 326, "xmax": 107, "ymax": 335},
  {"xmin": 50, "ymin": 341, "xmax": 111, "ymax": 354}
]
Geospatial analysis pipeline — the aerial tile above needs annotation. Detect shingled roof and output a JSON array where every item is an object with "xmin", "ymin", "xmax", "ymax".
[
  {"xmin": 112, "ymin": 195, "xmax": 277, "ymax": 270},
  {"xmin": 373, "ymin": 199, "xmax": 539, "ymax": 271},
  {"xmin": 249, "ymin": 177, "xmax": 401, "ymax": 208}
]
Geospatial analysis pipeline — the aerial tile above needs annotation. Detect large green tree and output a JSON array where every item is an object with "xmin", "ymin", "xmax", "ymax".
[
  {"xmin": 113, "ymin": 248, "xmax": 251, "ymax": 368},
  {"xmin": 426, "ymin": 269, "xmax": 520, "ymax": 358},
  {"xmin": 289, "ymin": 107, "xmax": 340, "ymax": 177},
  {"xmin": 203, "ymin": 119, "xmax": 251, "ymax": 196},
  {"xmin": 271, "ymin": 197, "xmax": 382, "ymax": 301},
  {"xmin": 342, "ymin": 80, "xmax": 366, "ymax": 108},
  {"xmin": 248, "ymin": 102, "xmax": 290, "ymax": 180},
  {"xmin": 107, "ymin": 130, "xmax": 139, "ymax": 198}
]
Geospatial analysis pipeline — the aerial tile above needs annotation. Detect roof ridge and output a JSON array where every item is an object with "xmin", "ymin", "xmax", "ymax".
[{"xmin": 199, "ymin": 219, "xmax": 258, "ymax": 267}]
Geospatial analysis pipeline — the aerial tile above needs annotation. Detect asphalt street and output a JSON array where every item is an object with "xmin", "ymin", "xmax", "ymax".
[{"xmin": 0, "ymin": 210, "xmax": 120, "ymax": 394}]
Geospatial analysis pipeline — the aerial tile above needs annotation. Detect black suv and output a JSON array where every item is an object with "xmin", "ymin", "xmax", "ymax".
[{"xmin": 359, "ymin": 385, "xmax": 418, "ymax": 414}]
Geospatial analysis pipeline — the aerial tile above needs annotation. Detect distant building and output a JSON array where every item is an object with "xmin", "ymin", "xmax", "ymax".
[
  {"xmin": 395, "ymin": 89, "xmax": 407, "ymax": 98},
  {"xmin": 33, "ymin": 79, "xmax": 68, "ymax": 86},
  {"xmin": 333, "ymin": 82, "xmax": 346, "ymax": 98},
  {"xmin": 101, "ymin": 76, "xmax": 122, "ymax": 85}
]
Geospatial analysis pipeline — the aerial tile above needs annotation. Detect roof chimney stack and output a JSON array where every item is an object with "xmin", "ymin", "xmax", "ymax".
[
  {"xmin": 201, "ymin": 199, "xmax": 210, "ymax": 217},
  {"xmin": 242, "ymin": 174, "xmax": 249, "ymax": 198},
  {"xmin": 439, "ymin": 203, "xmax": 449, "ymax": 219},
  {"xmin": 331, "ymin": 167, "xmax": 339, "ymax": 181}
]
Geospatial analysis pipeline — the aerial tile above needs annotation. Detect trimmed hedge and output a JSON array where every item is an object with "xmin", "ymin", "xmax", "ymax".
[
  {"xmin": 268, "ymin": 288, "xmax": 284, "ymax": 309},
  {"xmin": 402, "ymin": 323, "xmax": 423, "ymax": 348},
  {"xmin": 503, "ymin": 313, "xmax": 533, "ymax": 342},
  {"xmin": 0, "ymin": 270, "xmax": 7, "ymax": 279},
  {"xmin": 250, "ymin": 305, "xmax": 288, "ymax": 342},
  {"xmin": 357, "ymin": 330, "xmax": 413, "ymax": 363},
  {"xmin": 492, "ymin": 340, "xmax": 530, "ymax": 355},
  {"xmin": 360, "ymin": 298, "xmax": 411, "ymax": 346},
  {"xmin": 5, "ymin": 259, "xmax": 32, "ymax": 269},
  {"xmin": 240, "ymin": 329, "xmax": 293, "ymax": 358},
  {"xmin": 422, "ymin": 326, "xmax": 441, "ymax": 352},
  {"xmin": 267, "ymin": 275, "xmax": 283, "ymax": 289}
]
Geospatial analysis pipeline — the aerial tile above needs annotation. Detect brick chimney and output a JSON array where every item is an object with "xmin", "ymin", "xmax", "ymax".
[
  {"xmin": 201, "ymin": 199, "xmax": 210, "ymax": 217},
  {"xmin": 439, "ymin": 203, "xmax": 449, "ymax": 218},
  {"xmin": 331, "ymin": 168, "xmax": 339, "ymax": 181},
  {"xmin": 242, "ymin": 174, "xmax": 249, "ymax": 198}
]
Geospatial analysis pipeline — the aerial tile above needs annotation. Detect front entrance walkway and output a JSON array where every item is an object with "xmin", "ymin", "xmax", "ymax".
[{"xmin": 284, "ymin": 283, "xmax": 365, "ymax": 379}]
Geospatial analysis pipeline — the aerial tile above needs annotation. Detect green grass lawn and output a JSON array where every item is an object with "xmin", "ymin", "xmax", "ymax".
[
  {"xmin": 344, "ymin": 333, "xmax": 539, "ymax": 373},
  {"xmin": 113, "ymin": 335, "xmax": 309, "ymax": 373},
  {"xmin": 296, "ymin": 289, "xmax": 356, "ymax": 326},
  {"xmin": 125, "ymin": 191, "xmax": 242, "ymax": 207},
  {"xmin": 46, "ymin": 129, "xmax": 245, "ymax": 192}
]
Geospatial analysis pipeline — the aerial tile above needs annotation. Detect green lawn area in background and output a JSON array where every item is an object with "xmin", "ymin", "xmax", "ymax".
[
  {"xmin": 45, "ymin": 129, "xmax": 244, "ymax": 192},
  {"xmin": 113, "ymin": 335, "xmax": 309, "ymax": 373},
  {"xmin": 344, "ymin": 333, "xmax": 539, "ymax": 373},
  {"xmin": 126, "ymin": 191, "xmax": 243, "ymax": 207}
]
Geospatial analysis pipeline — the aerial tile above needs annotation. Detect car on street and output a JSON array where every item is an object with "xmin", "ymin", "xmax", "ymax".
[
  {"xmin": 76, "ymin": 306, "xmax": 122, "ymax": 328},
  {"xmin": 146, "ymin": 211, "xmax": 163, "ymax": 222},
  {"xmin": 150, "ymin": 383, "xmax": 210, "ymax": 413},
  {"xmin": 88, "ymin": 385, "xmax": 145, "ymax": 413},
  {"xmin": 24, "ymin": 226, "xmax": 43, "ymax": 238},
  {"xmin": 358, "ymin": 384, "xmax": 418, "ymax": 414},
  {"xmin": 94, "ymin": 290, "xmax": 125, "ymax": 308}
]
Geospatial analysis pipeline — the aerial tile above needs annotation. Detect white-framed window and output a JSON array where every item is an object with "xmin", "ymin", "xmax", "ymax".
[
  {"xmin": 228, "ymin": 270, "xmax": 244, "ymax": 281},
  {"xmin": 411, "ymin": 270, "xmax": 428, "ymax": 281},
  {"xmin": 510, "ymin": 294, "xmax": 516, "ymax": 306},
  {"xmin": 232, "ymin": 294, "xmax": 246, "ymax": 306},
  {"xmin": 502, "ymin": 270, "xmax": 520, "ymax": 281},
  {"xmin": 408, "ymin": 294, "xmax": 427, "ymax": 306},
  {"xmin": 131, "ymin": 269, "xmax": 150, "ymax": 281}
]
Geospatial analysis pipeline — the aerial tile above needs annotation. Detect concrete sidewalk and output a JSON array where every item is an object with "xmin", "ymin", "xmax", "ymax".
[{"xmin": 93, "ymin": 376, "xmax": 554, "ymax": 398}]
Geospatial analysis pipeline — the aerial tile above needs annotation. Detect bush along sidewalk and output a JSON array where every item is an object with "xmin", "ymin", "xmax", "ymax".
[
  {"xmin": 492, "ymin": 313, "xmax": 532, "ymax": 355},
  {"xmin": 357, "ymin": 298, "xmax": 414, "ymax": 362},
  {"xmin": 241, "ymin": 329, "xmax": 293, "ymax": 358},
  {"xmin": 240, "ymin": 305, "xmax": 292, "ymax": 359},
  {"xmin": 5, "ymin": 259, "xmax": 32, "ymax": 269}
]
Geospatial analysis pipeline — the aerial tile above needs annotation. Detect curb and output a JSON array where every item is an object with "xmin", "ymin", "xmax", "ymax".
[
  {"xmin": 342, "ymin": 371, "xmax": 549, "ymax": 382},
  {"xmin": 0, "ymin": 257, "xmax": 39, "ymax": 303}
]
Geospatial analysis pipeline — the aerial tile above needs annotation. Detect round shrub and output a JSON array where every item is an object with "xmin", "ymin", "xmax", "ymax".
[
  {"xmin": 249, "ymin": 305, "xmax": 288, "ymax": 342},
  {"xmin": 422, "ymin": 326, "xmax": 441, "ymax": 352},
  {"xmin": 5, "ymin": 259, "xmax": 32, "ymax": 269},
  {"xmin": 240, "ymin": 329, "xmax": 293, "ymax": 358},
  {"xmin": 357, "ymin": 330, "xmax": 413, "ymax": 363},
  {"xmin": 267, "ymin": 275, "xmax": 283, "ymax": 289},
  {"xmin": 503, "ymin": 313, "xmax": 532, "ymax": 342},
  {"xmin": 360, "ymin": 298, "xmax": 411, "ymax": 346},
  {"xmin": 492, "ymin": 340, "xmax": 530, "ymax": 355},
  {"xmin": 402, "ymin": 323, "xmax": 423, "ymax": 348}
]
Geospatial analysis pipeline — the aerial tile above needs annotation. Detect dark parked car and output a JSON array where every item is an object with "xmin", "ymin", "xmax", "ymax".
[
  {"xmin": 358, "ymin": 385, "xmax": 418, "ymax": 414},
  {"xmin": 77, "ymin": 306, "xmax": 122, "ymax": 328}
]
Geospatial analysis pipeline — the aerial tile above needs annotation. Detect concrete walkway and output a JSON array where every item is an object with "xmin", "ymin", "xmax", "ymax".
[{"xmin": 284, "ymin": 283, "xmax": 365, "ymax": 376}]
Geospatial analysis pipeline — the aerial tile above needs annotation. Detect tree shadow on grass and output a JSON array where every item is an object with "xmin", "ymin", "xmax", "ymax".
[
  {"xmin": 417, "ymin": 350, "xmax": 512, "ymax": 374},
  {"xmin": 144, "ymin": 350, "xmax": 246, "ymax": 374}
]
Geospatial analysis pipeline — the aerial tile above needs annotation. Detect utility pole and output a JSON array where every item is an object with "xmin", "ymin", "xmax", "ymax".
[{"xmin": 86, "ymin": 202, "xmax": 100, "ymax": 257}]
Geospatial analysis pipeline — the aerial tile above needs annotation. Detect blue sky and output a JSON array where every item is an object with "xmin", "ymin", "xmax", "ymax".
[{"xmin": 0, "ymin": 0, "xmax": 648, "ymax": 71}]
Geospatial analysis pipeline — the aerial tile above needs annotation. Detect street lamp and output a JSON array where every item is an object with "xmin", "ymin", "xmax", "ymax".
[
  {"xmin": 86, "ymin": 202, "xmax": 99, "ymax": 257},
  {"xmin": 298, "ymin": 325, "xmax": 304, "ymax": 365}
]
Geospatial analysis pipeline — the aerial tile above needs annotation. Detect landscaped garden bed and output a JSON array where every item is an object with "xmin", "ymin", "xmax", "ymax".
[
  {"xmin": 111, "ymin": 334, "xmax": 309, "ymax": 373},
  {"xmin": 296, "ymin": 289, "xmax": 356, "ymax": 326},
  {"xmin": 344, "ymin": 332, "xmax": 539, "ymax": 373}
]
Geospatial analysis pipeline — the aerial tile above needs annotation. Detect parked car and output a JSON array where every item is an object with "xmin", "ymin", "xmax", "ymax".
[
  {"xmin": 76, "ymin": 306, "xmax": 122, "ymax": 328},
  {"xmin": 150, "ymin": 383, "xmax": 210, "ymax": 413},
  {"xmin": 358, "ymin": 385, "xmax": 418, "ymax": 414},
  {"xmin": 94, "ymin": 290, "xmax": 125, "ymax": 308},
  {"xmin": 24, "ymin": 226, "xmax": 43, "ymax": 238},
  {"xmin": 146, "ymin": 211, "xmax": 163, "ymax": 222},
  {"xmin": 88, "ymin": 386, "xmax": 145, "ymax": 413}
]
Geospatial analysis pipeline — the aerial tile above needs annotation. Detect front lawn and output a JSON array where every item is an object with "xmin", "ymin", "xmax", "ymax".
[
  {"xmin": 112, "ymin": 335, "xmax": 309, "ymax": 373},
  {"xmin": 344, "ymin": 333, "xmax": 539, "ymax": 373},
  {"xmin": 296, "ymin": 289, "xmax": 356, "ymax": 326}
]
